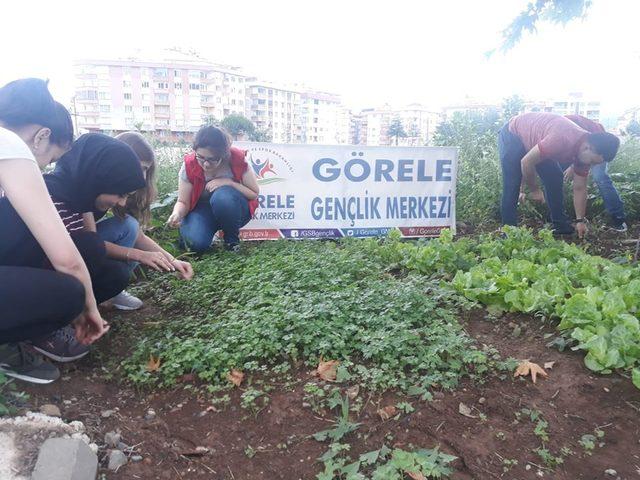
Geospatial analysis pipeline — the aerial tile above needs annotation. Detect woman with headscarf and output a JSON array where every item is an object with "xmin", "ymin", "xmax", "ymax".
[{"xmin": 26, "ymin": 133, "xmax": 146, "ymax": 362}]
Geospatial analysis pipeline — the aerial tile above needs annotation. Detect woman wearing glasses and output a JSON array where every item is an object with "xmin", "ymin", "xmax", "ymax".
[{"xmin": 167, "ymin": 126, "xmax": 259, "ymax": 252}]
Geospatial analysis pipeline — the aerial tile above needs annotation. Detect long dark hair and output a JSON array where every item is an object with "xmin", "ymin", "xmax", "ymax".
[{"xmin": 113, "ymin": 132, "xmax": 157, "ymax": 227}]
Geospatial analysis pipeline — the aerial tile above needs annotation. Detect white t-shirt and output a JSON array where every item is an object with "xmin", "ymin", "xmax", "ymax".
[
  {"xmin": 0, "ymin": 126, "xmax": 36, "ymax": 163},
  {"xmin": 0, "ymin": 126, "xmax": 36, "ymax": 196}
]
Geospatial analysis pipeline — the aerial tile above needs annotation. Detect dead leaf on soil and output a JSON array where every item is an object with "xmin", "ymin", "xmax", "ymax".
[
  {"xmin": 514, "ymin": 360, "xmax": 548, "ymax": 384},
  {"xmin": 544, "ymin": 361, "xmax": 555, "ymax": 370},
  {"xmin": 377, "ymin": 405, "xmax": 397, "ymax": 421},
  {"xmin": 179, "ymin": 446, "xmax": 209, "ymax": 456},
  {"xmin": 146, "ymin": 355, "xmax": 161, "ymax": 372},
  {"xmin": 405, "ymin": 471, "xmax": 427, "ymax": 480},
  {"xmin": 346, "ymin": 385, "xmax": 360, "ymax": 400},
  {"xmin": 316, "ymin": 357, "xmax": 339, "ymax": 382},
  {"xmin": 227, "ymin": 369, "xmax": 244, "ymax": 387},
  {"xmin": 458, "ymin": 402, "xmax": 477, "ymax": 419}
]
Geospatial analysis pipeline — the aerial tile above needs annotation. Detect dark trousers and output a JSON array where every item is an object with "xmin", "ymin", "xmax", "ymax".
[
  {"xmin": 1, "ymin": 197, "xmax": 130, "ymax": 343},
  {"xmin": 498, "ymin": 124, "xmax": 572, "ymax": 231},
  {"xmin": 0, "ymin": 266, "xmax": 85, "ymax": 343}
]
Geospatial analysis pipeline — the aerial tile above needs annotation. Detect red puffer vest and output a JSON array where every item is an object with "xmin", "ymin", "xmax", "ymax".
[{"xmin": 184, "ymin": 146, "xmax": 258, "ymax": 216}]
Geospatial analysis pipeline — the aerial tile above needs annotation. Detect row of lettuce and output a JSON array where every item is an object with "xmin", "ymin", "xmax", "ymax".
[{"xmin": 374, "ymin": 227, "xmax": 640, "ymax": 389}]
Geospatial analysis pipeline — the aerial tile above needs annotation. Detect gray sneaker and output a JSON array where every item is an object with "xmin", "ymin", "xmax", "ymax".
[
  {"xmin": 0, "ymin": 343, "xmax": 60, "ymax": 384},
  {"xmin": 110, "ymin": 290, "xmax": 143, "ymax": 310},
  {"xmin": 30, "ymin": 326, "xmax": 90, "ymax": 362},
  {"xmin": 611, "ymin": 221, "xmax": 628, "ymax": 233}
]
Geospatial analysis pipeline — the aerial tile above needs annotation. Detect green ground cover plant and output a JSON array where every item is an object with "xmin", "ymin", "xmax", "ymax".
[{"xmin": 123, "ymin": 240, "xmax": 503, "ymax": 393}]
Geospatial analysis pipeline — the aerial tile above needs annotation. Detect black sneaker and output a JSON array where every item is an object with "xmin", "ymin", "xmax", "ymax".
[
  {"xmin": 30, "ymin": 326, "xmax": 90, "ymax": 362},
  {"xmin": 0, "ymin": 343, "xmax": 60, "ymax": 384}
]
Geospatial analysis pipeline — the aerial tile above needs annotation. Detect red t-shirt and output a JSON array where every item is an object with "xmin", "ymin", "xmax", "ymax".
[
  {"xmin": 565, "ymin": 114, "xmax": 605, "ymax": 134},
  {"xmin": 509, "ymin": 113, "xmax": 590, "ymax": 176}
]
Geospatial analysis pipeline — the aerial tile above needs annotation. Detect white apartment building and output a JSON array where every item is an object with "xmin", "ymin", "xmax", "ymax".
[
  {"xmin": 245, "ymin": 80, "xmax": 302, "ymax": 144},
  {"xmin": 74, "ymin": 51, "xmax": 249, "ymax": 138}
]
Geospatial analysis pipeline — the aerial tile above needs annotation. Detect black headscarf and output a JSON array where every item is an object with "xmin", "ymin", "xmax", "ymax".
[{"xmin": 45, "ymin": 133, "xmax": 146, "ymax": 214}]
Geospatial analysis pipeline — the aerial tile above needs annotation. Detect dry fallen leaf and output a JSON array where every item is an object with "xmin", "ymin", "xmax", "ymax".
[
  {"xmin": 406, "ymin": 471, "xmax": 427, "ymax": 480},
  {"xmin": 458, "ymin": 402, "xmax": 477, "ymax": 419},
  {"xmin": 227, "ymin": 369, "xmax": 244, "ymax": 387},
  {"xmin": 146, "ymin": 355, "xmax": 161, "ymax": 372},
  {"xmin": 544, "ymin": 361, "xmax": 555, "ymax": 370},
  {"xmin": 346, "ymin": 385, "xmax": 360, "ymax": 400},
  {"xmin": 317, "ymin": 357, "xmax": 339, "ymax": 382},
  {"xmin": 377, "ymin": 405, "xmax": 397, "ymax": 421},
  {"xmin": 514, "ymin": 360, "xmax": 549, "ymax": 384},
  {"xmin": 179, "ymin": 446, "xmax": 209, "ymax": 456}
]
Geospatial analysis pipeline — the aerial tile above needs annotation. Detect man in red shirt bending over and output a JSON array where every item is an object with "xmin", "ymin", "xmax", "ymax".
[
  {"xmin": 564, "ymin": 114, "xmax": 627, "ymax": 232},
  {"xmin": 499, "ymin": 112, "xmax": 620, "ymax": 237}
]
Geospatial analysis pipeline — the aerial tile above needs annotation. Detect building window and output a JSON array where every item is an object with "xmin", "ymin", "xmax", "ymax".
[
  {"xmin": 142, "ymin": 81, "xmax": 150, "ymax": 88},
  {"xmin": 98, "ymin": 92, "xmax": 108, "ymax": 100},
  {"xmin": 124, "ymin": 93, "xmax": 132, "ymax": 100},
  {"xmin": 99, "ymin": 105, "xmax": 110, "ymax": 113},
  {"xmin": 157, "ymin": 82, "xmax": 168, "ymax": 89},
  {"xmin": 174, "ymin": 82, "xmax": 182, "ymax": 90},
  {"xmin": 154, "ymin": 68, "xmax": 168, "ymax": 78},
  {"xmin": 189, "ymin": 83, "xmax": 200, "ymax": 90},
  {"xmin": 125, "ymin": 106, "xmax": 133, "ymax": 113},
  {"xmin": 123, "ymin": 80, "xmax": 131, "ymax": 88},
  {"xmin": 143, "ymin": 106, "xmax": 150, "ymax": 113},
  {"xmin": 174, "ymin": 70, "xmax": 180, "ymax": 77}
]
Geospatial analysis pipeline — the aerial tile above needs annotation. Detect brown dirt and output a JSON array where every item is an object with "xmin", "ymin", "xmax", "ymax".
[
  {"xmin": 19, "ymin": 305, "xmax": 640, "ymax": 480},
  {"xmin": 18, "ymin": 229, "xmax": 640, "ymax": 479}
]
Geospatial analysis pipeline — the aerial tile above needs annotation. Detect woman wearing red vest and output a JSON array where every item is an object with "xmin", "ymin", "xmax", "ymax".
[{"xmin": 167, "ymin": 126, "xmax": 259, "ymax": 252}]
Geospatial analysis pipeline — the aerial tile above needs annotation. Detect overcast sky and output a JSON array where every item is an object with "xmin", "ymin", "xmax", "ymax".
[{"xmin": 2, "ymin": 0, "xmax": 639, "ymax": 117}]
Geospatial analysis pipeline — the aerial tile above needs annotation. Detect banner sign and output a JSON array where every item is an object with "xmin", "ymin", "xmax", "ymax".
[{"xmin": 236, "ymin": 143, "xmax": 458, "ymax": 240}]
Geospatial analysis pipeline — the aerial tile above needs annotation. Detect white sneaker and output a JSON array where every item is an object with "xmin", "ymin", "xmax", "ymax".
[{"xmin": 110, "ymin": 290, "xmax": 143, "ymax": 311}]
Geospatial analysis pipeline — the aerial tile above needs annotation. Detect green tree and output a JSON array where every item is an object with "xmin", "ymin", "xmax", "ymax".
[
  {"xmin": 433, "ymin": 109, "xmax": 503, "ymax": 224},
  {"xmin": 387, "ymin": 117, "xmax": 407, "ymax": 146},
  {"xmin": 250, "ymin": 127, "xmax": 272, "ymax": 142},
  {"xmin": 502, "ymin": 95, "xmax": 525, "ymax": 121},
  {"xmin": 497, "ymin": 0, "xmax": 592, "ymax": 52},
  {"xmin": 220, "ymin": 114, "xmax": 256, "ymax": 140},
  {"xmin": 202, "ymin": 115, "xmax": 219, "ymax": 127}
]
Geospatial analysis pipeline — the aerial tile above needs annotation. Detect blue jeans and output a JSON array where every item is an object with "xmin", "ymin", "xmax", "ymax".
[
  {"xmin": 591, "ymin": 162, "xmax": 625, "ymax": 223},
  {"xmin": 498, "ymin": 125, "xmax": 572, "ymax": 231},
  {"xmin": 180, "ymin": 186, "xmax": 251, "ymax": 252},
  {"xmin": 96, "ymin": 214, "xmax": 140, "ymax": 274}
]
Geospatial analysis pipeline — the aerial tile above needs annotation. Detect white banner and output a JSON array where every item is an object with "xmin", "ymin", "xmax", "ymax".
[{"xmin": 236, "ymin": 143, "xmax": 458, "ymax": 240}]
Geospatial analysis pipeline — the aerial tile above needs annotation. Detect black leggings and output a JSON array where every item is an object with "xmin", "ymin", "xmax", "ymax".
[
  {"xmin": 0, "ymin": 232, "xmax": 130, "ymax": 343},
  {"xmin": 0, "ymin": 266, "xmax": 85, "ymax": 343}
]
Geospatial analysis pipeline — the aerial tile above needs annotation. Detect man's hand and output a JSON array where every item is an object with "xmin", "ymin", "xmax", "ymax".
[
  {"xmin": 576, "ymin": 221, "xmax": 588, "ymax": 239},
  {"xmin": 564, "ymin": 165, "xmax": 575, "ymax": 183},
  {"xmin": 518, "ymin": 191, "xmax": 526, "ymax": 205},
  {"xmin": 529, "ymin": 189, "xmax": 545, "ymax": 203}
]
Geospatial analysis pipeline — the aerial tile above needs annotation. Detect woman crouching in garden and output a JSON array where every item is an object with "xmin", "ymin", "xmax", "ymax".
[{"xmin": 167, "ymin": 126, "xmax": 259, "ymax": 252}]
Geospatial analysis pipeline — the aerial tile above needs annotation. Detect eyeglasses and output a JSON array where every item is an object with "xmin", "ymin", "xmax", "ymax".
[{"xmin": 195, "ymin": 153, "xmax": 222, "ymax": 165}]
